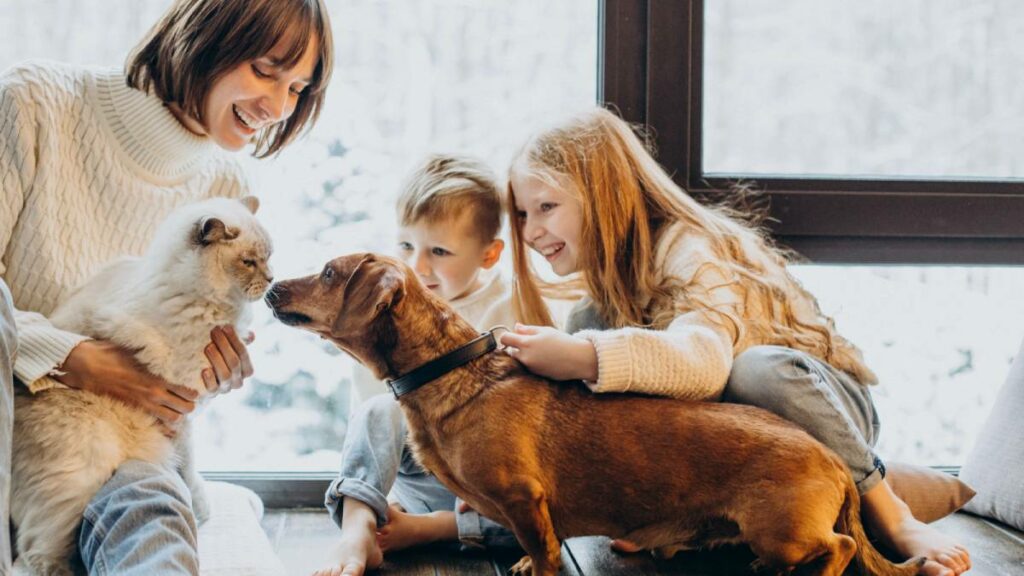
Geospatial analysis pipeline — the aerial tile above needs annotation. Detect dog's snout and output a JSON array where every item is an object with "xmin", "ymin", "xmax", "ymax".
[{"xmin": 264, "ymin": 283, "xmax": 288, "ymax": 307}]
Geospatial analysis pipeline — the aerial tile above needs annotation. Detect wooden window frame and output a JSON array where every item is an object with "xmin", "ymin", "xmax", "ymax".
[{"xmin": 600, "ymin": 0, "xmax": 1024, "ymax": 264}]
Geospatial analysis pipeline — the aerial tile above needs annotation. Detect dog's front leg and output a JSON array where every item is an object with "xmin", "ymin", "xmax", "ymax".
[{"xmin": 499, "ymin": 477, "xmax": 561, "ymax": 576}]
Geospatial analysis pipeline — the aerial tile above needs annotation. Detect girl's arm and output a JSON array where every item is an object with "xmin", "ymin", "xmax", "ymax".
[{"xmin": 576, "ymin": 310, "xmax": 734, "ymax": 400}]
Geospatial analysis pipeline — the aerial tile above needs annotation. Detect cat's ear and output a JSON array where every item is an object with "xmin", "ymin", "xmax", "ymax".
[
  {"xmin": 194, "ymin": 217, "xmax": 240, "ymax": 246},
  {"xmin": 239, "ymin": 196, "xmax": 260, "ymax": 214}
]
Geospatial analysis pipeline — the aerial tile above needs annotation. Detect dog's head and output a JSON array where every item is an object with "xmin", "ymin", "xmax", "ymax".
[{"xmin": 265, "ymin": 253, "xmax": 410, "ymax": 370}]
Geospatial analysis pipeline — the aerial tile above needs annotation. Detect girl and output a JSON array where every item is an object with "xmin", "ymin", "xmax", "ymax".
[
  {"xmin": 499, "ymin": 107, "xmax": 970, "ymax": 576},
  {"xmin": 0, "ymin": 0, "xmax": 332, "ymax": 573}
]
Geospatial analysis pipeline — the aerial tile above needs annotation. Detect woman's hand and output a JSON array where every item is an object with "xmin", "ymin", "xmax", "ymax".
[
  {"xmin": 499, "ymin": 323, "xmax": 598, "ymax": 382},
  {"xmin": 55, "ymin": 339, "xmax": 198, "ymax": 436},
  {"xmin": 201, "ymin": 325, "xmax": 255, "ymax": 396}
]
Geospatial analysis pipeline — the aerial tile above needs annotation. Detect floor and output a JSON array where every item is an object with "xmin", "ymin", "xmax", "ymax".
[{"xmin": 261, "ymin": 510, "xmax": 1024, "ymax": 576}]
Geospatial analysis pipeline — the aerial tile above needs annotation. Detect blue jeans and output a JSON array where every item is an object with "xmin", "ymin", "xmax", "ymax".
[
  {"xmin": 725, "ymin": 345, "xmax": 885, "ymax": 494},
  {"xmin": 79, "ymin": 461, "xmax": 199, "ymax": 575},
  {"xmin": 1, "ymin": 280, "xmax": 15, "ymax": 574},
  {"xmin": 326, "ymin": 394, "xmax": 519, "ymax": 550}
]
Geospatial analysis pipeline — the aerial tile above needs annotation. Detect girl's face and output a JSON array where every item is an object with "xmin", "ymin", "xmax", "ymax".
[
  {"xmin": 510, "ymin": 164, "xmax": 584, "ymax": 277},
  {"xmin": 177, "ymin": 36, "xmax": 319, "ymax": 151}
]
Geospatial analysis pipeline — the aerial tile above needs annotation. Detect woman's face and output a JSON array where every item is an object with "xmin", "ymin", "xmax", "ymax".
[
  {"xmin": 510, "ymin": 163, "xmax": 584, "ymax": 277},
  {"xmin": 178, "ymin": 36, "xmax": 319, "ymax": 151}
]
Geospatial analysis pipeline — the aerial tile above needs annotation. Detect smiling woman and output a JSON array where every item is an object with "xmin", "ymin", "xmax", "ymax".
[
  {"xmin": 0, "ymin": 0, "xmax": 334, "ymax": 573},
  {"xmin": 126, "ymin": 0, "xmax": 332, "ymax": 156}
]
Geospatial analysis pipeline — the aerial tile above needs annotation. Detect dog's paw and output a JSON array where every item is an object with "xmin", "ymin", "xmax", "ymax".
[{"xmin": 508, "ymin": 555, "xmax": 533, "ymax": 576}]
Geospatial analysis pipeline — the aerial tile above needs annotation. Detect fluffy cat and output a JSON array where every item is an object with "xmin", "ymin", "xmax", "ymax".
[{"xmin": 11, "ymin": 196, "xmax": 273, "ymax": 576}]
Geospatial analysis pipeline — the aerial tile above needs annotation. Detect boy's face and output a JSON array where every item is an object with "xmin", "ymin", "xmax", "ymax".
[{"xmin": 397, "ymin": 215, "xmax": 503, "ymax": 302}]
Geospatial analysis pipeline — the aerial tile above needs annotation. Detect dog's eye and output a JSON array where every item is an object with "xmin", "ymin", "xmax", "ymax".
[
  {"xmin": 322, "ymin": 266, "xmax": 334, "ymax": 281},
  {"xmin": 242, "ymin": 259, "xmax": 256, "ymax": 268}
]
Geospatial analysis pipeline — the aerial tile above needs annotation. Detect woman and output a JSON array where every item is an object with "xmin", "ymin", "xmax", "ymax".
[{"xmin": 0, "ymin": 0, "xmax": 333, "ymax": 573}]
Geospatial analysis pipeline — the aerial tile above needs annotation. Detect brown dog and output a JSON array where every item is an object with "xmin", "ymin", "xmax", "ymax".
[{"xmin": 266, "ymin": 253, "xmax": 924, "ymax": 576}]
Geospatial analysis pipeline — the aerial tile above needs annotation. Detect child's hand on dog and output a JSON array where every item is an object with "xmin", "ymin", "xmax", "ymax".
[{"xmin": 500, "ymin": 323, "xmax": 598, "ymax": 382}]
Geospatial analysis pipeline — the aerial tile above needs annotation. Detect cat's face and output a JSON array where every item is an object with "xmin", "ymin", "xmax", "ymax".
[
  {"xmin": 224, "ymin": 233, "xmax": 274, "ymax": 301},
  {"xmin": 193, "ymin": 199, "xmax": 274, "ymax": 301}
]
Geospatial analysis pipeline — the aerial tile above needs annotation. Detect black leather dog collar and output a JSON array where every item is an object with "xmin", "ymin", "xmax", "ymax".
[{"xmin": 386, "ymin": 331, "xmax": 498, "ymax": 399}]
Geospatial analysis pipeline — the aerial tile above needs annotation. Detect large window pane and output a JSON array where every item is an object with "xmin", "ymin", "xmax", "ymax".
[
  {"xmin": 791, "ymin": 265, "xmax": 1023, "ymax": 465},
  {"xmin": 704, "ymin": 0, "xmax": 1024, "ymax": 179},
  {"xmin": 1, "ymin": 0, "xmax": 599, "ymax": 471}
]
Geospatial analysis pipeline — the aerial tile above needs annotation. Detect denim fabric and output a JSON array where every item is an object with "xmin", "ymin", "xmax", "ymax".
[
  {"xmin": 79, "ymin": 460, "xmax": 199, "ymax": 576},
  {"xmin": 725, "ymin": 345, "xmax": 885, "ymax": 493},
  {"xmin": 326, "ymin": 394, "xmax": 518, "ymax": 550},
  {"xmin": 1, "ymin": 280, "xmax": 15, "ymax": 574}
]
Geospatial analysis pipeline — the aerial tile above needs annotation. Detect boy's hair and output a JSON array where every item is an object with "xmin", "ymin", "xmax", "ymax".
[
  {"xmin": 126, "ymin": 0, "xmax": 333, "ymax": 158},
  {"xmin": 397, "ymin": 155, "xmax": 503, "ymax": 244},
  {"xmin": 508, "ymin": 107, "xmax": 877, "ymax": 386}
]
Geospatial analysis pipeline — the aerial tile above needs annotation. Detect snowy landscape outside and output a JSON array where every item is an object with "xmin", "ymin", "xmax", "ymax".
[{"xmin": 2, "ymin": 0, "xmax": 1021, "ymax": 471}]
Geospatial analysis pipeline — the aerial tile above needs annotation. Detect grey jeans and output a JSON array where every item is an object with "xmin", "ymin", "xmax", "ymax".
[
  {"xmin": 725, "ymin": 345, "xmax": 885, "ymax": 494},
  {"xmin": 326, "ymin": 394, "xmax": 519, "ymax": 550},
  {"xmin": 1, "ymin": 280, "xmax": 15, "ymax": 574},
  {"xmin": 568, "ymin": 297, "xmax": 886, "ymax": 495}
]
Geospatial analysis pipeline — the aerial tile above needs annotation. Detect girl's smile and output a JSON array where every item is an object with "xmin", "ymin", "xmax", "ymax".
[{"xmin": 509, "ymin": 164, "xmax": 583, "ymax": 277}]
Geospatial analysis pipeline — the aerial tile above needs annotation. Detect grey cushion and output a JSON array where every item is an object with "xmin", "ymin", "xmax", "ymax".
[{"xmin": 959, "ymin": 336, "xmax": 1024, "ymax": 530}]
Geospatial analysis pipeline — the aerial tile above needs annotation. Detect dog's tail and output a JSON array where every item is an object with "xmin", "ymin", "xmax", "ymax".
[{"xmin": 836, "ymin": 474, "xmax": 925, "ymax": 576}]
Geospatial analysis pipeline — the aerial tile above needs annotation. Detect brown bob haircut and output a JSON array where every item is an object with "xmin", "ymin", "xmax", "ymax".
[{"xmin": 126, "ymin": 0, "xmax": 333, "ymax": 158}]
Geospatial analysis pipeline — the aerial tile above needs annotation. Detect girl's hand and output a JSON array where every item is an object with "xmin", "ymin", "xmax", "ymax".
[
  {"xmin": 55, "ymin": 339, "xmax": 198, "ymax": 436},
  {"xmin": 499, "ymin": 323, "xmax": 598, "ymax": 382},
  {"xmin": 201, "ymin": 325, "xmax": 255, "ymax": 396}
]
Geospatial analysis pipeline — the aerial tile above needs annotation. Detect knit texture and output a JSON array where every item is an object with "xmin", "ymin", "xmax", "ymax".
[
  {"xmin": 0, "ymin": 60, "xmax": 248, "ymax": 392},
  {"xmin": 576, "ymin": 223, "xmax": 826, "ymax": 401}
]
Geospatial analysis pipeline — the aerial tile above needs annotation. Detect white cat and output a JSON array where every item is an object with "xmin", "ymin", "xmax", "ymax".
[{"xmin": 11, "ymin": 196, "xmax": 273, "ymax": 576}]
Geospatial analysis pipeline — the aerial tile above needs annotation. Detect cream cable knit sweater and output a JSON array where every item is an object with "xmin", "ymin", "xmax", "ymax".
[
  {"xmin": 576, "ymin": 223, "xmax": 829, "ymax": 401},
  {"xmin": 1, "ymin": 60, "xmax": 247, "ymax": 393}
]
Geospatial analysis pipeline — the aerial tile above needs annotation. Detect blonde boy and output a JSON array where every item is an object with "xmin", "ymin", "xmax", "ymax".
[
  {"xmin": 348, "ymin": 154, "xmax": 516, "ymax": 409},
  {"xmin": 319, "ymin": 155, "xmax": 519, "ymax": 576}
]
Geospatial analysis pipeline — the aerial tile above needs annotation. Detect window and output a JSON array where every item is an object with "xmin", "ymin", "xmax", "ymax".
[
  {"xmin": 603, "ymin": 0, "xmax": 1024, "ymax": 465},
  {"xmin": 1, "ymin": 0, "xmax": 599, "ymax": 474}
]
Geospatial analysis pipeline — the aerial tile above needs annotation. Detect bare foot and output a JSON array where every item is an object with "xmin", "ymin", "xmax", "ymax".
[
  {"xmin": 376, "ymin": 503, "xmax": 458, "ymax": 552},
  {"xmin": 312, "ymin": 532, "xmax": 383, "ymax": 576},
  {"xmin": 313, "ymin": 499, "xmax": 384, "ymax": 576},
  {"xmin": 861, "ymin": 480, "xmax": 971, "ymax": 575},
  {"xmin": 609, "ymin": 539, "xmax": 643, "ymax": 554}
]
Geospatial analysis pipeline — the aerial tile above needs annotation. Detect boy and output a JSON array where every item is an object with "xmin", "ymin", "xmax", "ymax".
[{"xmin": 316, "ymin": 155, "xmax": 519, "ymax": 576}]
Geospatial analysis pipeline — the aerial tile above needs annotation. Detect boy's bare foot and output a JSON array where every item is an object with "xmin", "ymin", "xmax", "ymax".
[
  {"xmin": 376, "ymin": 503, "xmax": 458, "ymax": 552},
  {"xmin": 862, "ymin": 480, "xmax": 971, "ymax": 575},
  {"xmin": 313, "ymin": 498, "xmax": 384, "ymax": 576}
]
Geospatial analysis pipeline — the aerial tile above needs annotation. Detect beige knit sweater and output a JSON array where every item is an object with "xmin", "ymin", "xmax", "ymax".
[
  {"xmin": 0, "ymin": 60, "xmax": 247, "ymax": 393},
  {"xmin": 576, "ymin": 223, "xmax": 842, "ymax": 401}
]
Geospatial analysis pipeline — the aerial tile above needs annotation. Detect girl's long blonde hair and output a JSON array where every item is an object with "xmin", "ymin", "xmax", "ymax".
[{"xmin": 508, "ymin": 107, "xmax": 876, "ymax": 385}]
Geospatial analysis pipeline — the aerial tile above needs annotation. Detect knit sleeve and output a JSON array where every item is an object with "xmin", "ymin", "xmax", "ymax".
[
  {"xmin": 1, "ymin": 65, "xmax": 90, "ymax": 393},
  {"xmin": 574, "ymin": 235, "xmax": 742, "ymax": 401},
  {"xmin": 1, "ymin": 67, "xmax": 35, "ymax": 275}
]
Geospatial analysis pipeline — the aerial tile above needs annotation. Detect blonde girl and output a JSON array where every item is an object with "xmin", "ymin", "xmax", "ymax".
[
  {"xmin": 499, "ymin": 107, "xmax": 970, "ymax": 576},
  {"xmin": 0, "ymin": 0, "xmax": 332, "ymax": 572}
]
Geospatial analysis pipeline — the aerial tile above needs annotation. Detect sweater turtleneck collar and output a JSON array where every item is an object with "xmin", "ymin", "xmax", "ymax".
[{"xmin": 91, "ymin": 67, "xmax": 219, "ymax": 181}]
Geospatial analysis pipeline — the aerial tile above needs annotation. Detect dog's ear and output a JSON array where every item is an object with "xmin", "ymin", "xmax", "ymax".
[
  {"xmin": 331, "ymin": 257, "xmax": 406, "ymax": 338},
  {"xmin": 194, "ymin": 217, "xmax": 240, "ymax": 246}
]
